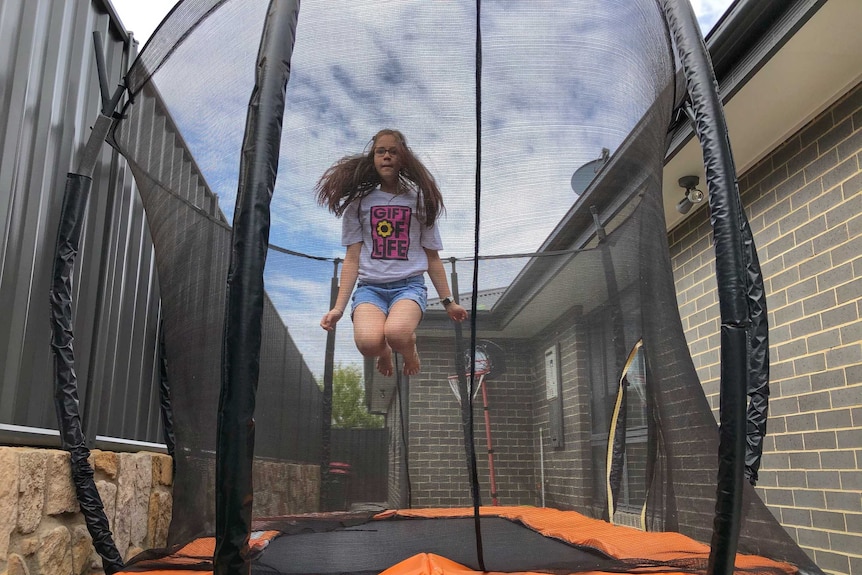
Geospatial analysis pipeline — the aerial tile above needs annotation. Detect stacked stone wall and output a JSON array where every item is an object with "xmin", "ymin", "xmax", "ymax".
[
  {"xmin": 0, "ymin": 447, "xmax": 172, "ymax": 575},
  {"xmin": 252, "ymin": 459, "xmax": 321, "ymax": 516}
]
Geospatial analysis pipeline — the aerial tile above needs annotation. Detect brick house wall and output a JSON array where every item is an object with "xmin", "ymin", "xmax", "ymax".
[
  {"xmin": 408, "ymin": 311, "xmax": 596, "ymax": 514},
  {"xmin": 406, "ymin": 337, "xmax": 540, "ymax": 508},
  {"xmin": 668, "ymin": 82, "xmax": 862, "ymax": 575},
  {"xmin": 529, "ymin": 310, "xmax": 594, "ymax": 514}
]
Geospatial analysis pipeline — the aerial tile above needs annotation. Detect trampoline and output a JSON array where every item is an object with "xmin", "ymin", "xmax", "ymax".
[
  {"xmin": 46, "ymin": 1, "xmax": 822, "ymax": 575},
  {"xmin": 120, "ymin": 508, "xmax": 800, "ymax": 575}
]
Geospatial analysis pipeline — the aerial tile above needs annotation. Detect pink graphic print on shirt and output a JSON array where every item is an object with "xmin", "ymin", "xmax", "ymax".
[{"xmin": 371, "ymin": 205, "xmax": 411, "ymax": 260}]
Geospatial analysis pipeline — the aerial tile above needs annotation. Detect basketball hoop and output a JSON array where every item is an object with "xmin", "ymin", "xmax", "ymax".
[
  {"xmin": 448, "ymin": 371, "xmax": 487, "ymax": 405},
  {"xmin": 447, "ymin": 349, "xmax": 490, "ymax": 405},
  {"xmin": 446, "ymin": 345, "xmax": 500, "ymax": 505}
]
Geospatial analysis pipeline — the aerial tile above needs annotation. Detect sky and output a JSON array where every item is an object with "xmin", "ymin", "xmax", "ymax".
[
  {"xmin": 109, "ymin": 0, "xmax": 737, "ymax": 378},
  {"xmin": 112, "ymin": 0, "xmax": 178, "ymax": 47},
  {"xmin": 113, "ymin": 0, "xmax": 736, "ymax": 48}
]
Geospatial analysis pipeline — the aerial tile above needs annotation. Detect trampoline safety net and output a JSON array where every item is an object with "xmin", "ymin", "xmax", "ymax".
[{"xmin": 98, "ymin": 0, "xmax": 822, "ymax": 574}]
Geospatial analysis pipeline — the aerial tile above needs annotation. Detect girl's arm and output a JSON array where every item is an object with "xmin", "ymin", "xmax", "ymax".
[
  {"xmin": 320, "ymin": 242, "xmax": 362, "ymax": 331},
  {"xmin": 425, "ymin": 248, "xmax": 468, "ymax": 323}
]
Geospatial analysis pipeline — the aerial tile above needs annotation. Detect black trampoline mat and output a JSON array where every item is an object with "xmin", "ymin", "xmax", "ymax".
[{"xmin": 252, "ymin": 516, "xmax": 618, "ymax": 574}]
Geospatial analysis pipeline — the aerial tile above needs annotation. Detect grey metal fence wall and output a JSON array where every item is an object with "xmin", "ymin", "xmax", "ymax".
[
  {"xmin": 330, "ymin": 428, "xmax": 389, "ymax": 506},
  {"xmin": 0, "ymin": 0, "xmax": 165, "ymax": 446}
]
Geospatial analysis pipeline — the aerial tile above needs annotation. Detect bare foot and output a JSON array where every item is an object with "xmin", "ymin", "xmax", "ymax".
[
  {"xmin": 377, "ymin": 351, "xmax": 394, "ymax": 377},
  {"xmin": 403, "ymin": 346, "xmax": 421, "ymax": 376}
]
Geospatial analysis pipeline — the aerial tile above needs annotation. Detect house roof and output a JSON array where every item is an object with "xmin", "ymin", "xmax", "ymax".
[
  {"xmin": 417, "ymin": 0, "xmax": 861, "ymax": 340},
  {"xmin": 426, "ymin": 288, "xmax": 507, "ymax": 313},
  {"xmin": 663, "ymin": 0, "xmax": 862, "ymax": 229}
]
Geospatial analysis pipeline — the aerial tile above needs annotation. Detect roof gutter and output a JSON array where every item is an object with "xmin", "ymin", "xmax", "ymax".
[{"xmin": 667, "ymin": 0, "xmax": 827, "ymax": 160}]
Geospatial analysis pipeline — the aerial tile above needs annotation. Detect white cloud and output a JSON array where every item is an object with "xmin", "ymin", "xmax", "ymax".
[
  {"xmin": 114, "ymin": 0, "xmax": 736, "ymax": 366},
  {"xmin": 690, "ymin": 0, "xmax": 735, "ymax": 32}
]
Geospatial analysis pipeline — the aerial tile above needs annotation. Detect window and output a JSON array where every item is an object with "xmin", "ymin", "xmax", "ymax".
[{"xmin": 587, "ymin": 307, "xmax": 648, "ymax": 518}]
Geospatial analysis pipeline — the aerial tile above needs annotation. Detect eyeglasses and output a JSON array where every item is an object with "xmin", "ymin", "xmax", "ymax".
[{"xmin": 373, "ymin": 147, "xmax": 399, "ymax": 157}]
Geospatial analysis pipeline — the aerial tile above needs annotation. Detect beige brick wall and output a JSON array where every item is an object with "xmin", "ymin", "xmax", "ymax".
[{"xmin": 668, "ymin": 82, "xmax": 862, "ymax": 575}]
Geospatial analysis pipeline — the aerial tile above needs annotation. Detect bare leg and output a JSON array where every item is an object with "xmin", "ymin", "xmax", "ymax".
[
  {"xmin": 352, "ymin": 304, "xmax": 393, "ymax": 376},
  {"xmin": 384, "ymin": 299, "xmax": 423, "ymax": 376}
]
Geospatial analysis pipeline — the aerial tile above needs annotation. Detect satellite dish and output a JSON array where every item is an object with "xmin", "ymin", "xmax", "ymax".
[{"xmin": 571, "ymin": 148, "xmax": 610, "ymax": 196}]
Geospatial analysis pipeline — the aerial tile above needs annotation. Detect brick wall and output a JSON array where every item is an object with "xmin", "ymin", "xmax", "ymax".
[
  {"xmin": 530, "ymin": 311, "xmax": 594, "ymax": 514},
  {"xmin": 408, "ymin": 337, "xmax": 539, "ymax": 508},
  {"xmin": 668, "ymin": 82, "xmax": 862, "ymax": 575},
  {"xmin": 408, "ymin": 315, "xmax": 596, "ymax": 514}
]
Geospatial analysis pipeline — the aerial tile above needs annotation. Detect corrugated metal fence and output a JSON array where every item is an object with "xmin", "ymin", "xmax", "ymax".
[{"xmin": 0, "ymin": 0, "xmax": 164, "ymax": 446}]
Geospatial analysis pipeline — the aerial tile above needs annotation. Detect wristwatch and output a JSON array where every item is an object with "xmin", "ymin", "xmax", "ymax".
[{"xmin": 441, "ymin": 296, "xmax": 454, "ymax": 308}]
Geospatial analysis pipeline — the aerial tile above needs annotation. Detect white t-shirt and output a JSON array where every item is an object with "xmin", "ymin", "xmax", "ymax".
[{"xmin": 342, "ymin": 186, "xmax": 443, "ymax": 283}]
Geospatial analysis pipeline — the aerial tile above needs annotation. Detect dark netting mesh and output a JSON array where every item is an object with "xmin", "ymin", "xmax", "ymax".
[{"xmin": 108, "ymin": 0, "xmax": 821, "ymax": 573}]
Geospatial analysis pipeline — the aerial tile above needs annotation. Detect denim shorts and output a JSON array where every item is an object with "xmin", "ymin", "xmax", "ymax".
[{"xmin": 351, "ymin": 275, "xmax": 427, "ymax": 318}]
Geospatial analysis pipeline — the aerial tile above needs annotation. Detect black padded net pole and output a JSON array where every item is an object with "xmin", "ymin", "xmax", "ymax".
[
  {"xmin": 48, "ymin": 30, "xmax": 128, "ymax": 575},
  {"xmin": 320, "ymin": 259, "xmax": 340, "ymax": 511},
  {"xmin": 50, "ymin": 173, "xmax": 125, "ymax": 575},
  {"xmin": 660, "ymin": 1, "xmax": 760, "ymax": 573},
  {"xmin": 214, "ymin": 1, "xmax": 300, "ymax": 573}
]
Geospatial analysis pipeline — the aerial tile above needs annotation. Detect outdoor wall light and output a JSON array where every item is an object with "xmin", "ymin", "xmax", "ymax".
[{"xmin": 676, "ymin": 175, "xmax": 704, "ymax": 215}]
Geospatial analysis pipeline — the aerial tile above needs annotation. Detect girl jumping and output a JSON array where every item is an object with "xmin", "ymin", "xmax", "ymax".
[{"xmin": 318, "ymin": 129, "xmax": 468, "ymax": 376}]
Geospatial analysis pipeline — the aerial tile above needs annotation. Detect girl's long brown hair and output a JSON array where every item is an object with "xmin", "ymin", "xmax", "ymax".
[{"xmin": 315, "ymin": 129, "xmax": 444, "ymax": 226}]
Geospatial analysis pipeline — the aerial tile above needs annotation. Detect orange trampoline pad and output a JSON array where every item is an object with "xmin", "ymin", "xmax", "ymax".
[
  {"xmin": 375, "ymin": 507, "xmax": 797, "ymax": 574},
  {"xmin": 118, "ymin": 508, "xmax": 798, "ymax": 575},
  {"xmin": 383, "ymin": 553, "xmax": 709, "ymax": 575},
  {"xmin": 118, "ymin": 530, "xmax": 279, "ymax": 574}
]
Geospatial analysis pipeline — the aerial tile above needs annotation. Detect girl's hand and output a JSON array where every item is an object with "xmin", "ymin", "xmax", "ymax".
[
  {"xmin": 320, "ymin": 308, "xmax": 344, "ymax": 331},
  {"xmin": 446, "ymin": 303, "xmax": 468, "ymax": 323}
]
